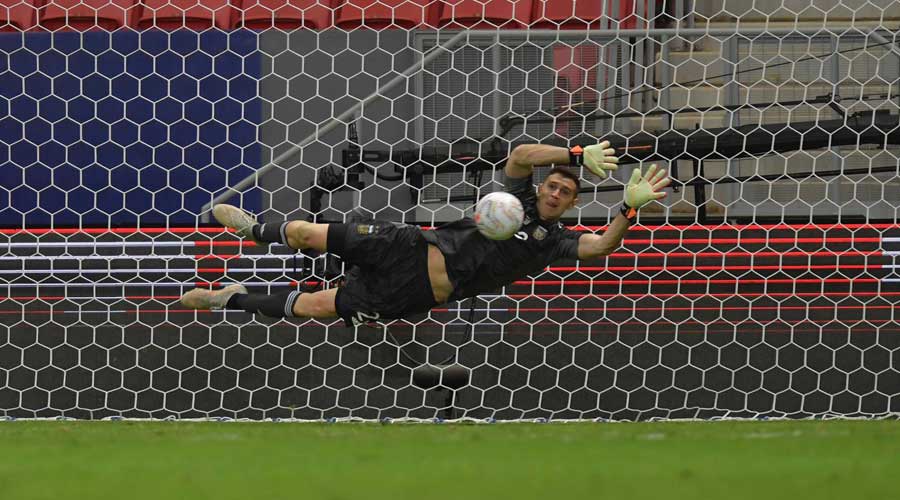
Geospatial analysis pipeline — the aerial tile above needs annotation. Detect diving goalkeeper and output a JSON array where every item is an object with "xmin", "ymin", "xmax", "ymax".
[{"xmin": 181, "ymin": 143, "xmax": 671, "ymax": 326}]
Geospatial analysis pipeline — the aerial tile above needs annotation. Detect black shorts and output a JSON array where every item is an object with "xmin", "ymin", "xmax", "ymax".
[{"xmin": 327, "ymin": 222, "xmax": 437, "ymax": 327}]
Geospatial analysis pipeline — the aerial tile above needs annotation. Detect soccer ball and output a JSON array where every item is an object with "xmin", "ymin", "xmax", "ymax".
[{"xmin": 474, "ymin": 192, "xmax": 524, "ymax": 240}]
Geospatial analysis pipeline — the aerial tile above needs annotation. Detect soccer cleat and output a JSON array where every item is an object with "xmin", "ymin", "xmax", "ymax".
[
  {"xmin": 212, "ymin": 204, "xmax": 263, "ymax": 245},
  {"xmin": 180, "ymin": 284, "xmax": 248, "ymax": 311}
]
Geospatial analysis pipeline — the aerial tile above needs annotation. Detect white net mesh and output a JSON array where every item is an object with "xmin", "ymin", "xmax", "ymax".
[{"xmin": 1, "ymin": 0, "xmax": 899, "ymax": 420}]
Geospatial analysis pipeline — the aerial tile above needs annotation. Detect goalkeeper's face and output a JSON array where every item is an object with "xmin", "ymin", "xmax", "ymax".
[{"xmin": 537, "ymin": 174, "xmax": 578, "ymax": 221}]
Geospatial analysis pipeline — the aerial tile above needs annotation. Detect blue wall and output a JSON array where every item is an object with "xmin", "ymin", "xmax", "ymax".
[{"xmin": 0, "ymin": 30, "xmax": 261, "ymax": 227}]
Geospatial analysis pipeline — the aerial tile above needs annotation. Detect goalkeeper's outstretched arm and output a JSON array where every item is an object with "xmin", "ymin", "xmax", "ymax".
[
  {"xmin": 504, "ymin": 144, "xmax": 571, "ymax": 178},
  {"xmin": 577, "ymin": 164, "xmax": 671, "ymax": 259},
  {"xmin": 504, "ymin": 142, "xmax": 620, "ymax": 179}
]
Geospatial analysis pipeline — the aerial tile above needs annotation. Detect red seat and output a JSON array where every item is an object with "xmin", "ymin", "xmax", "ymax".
[
  {"xmin": 0, "ymin": 0, "xmax": 38, "ymax": 31},
  {"xmin": 39, "ymin": 0, "xmax": 138, "ymax": 31},
  {"xmin": 335, "ymin": 0, "xmax": 439, "ymax": 30},
  {"xmin": 437, "ymin": 0, "xmax": 530, "ymax": 29},
  {"xmin": 233, "ymin": 0, "xmax": 331, "ymax": 30},
  {"xmin": 529, "ymin": 0, "xmax": 602, "ymax": 29},
  {"xmin": 616, "ymin": 0, "xmax": 636, "ymax": 29},
  {"xmin": 137, "ymin": 0, "xmax": 235, "ymax": 30}
]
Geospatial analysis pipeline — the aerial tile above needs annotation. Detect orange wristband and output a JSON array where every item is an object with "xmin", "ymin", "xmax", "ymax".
[
  {"xmin": 569, "ymin": 146, "xmax": 584, "ymax": 166},
  {"xmin": 620, "ymin": 202, "xmax": 637, "ymax": 222}
]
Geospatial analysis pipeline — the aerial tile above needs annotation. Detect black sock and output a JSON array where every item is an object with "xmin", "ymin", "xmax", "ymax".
[
  {"xmin": 251, "ymin": 222, "xmax": 290, "ymax": 245},
  {"xmin": 226, "ymin": 290, "xmax": 301, "ymax": 318}
]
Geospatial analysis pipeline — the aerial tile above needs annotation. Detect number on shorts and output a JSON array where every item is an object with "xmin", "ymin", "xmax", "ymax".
[{"xmin": 352, "ymin": 311, "xmax": 381, "ymax": 326}]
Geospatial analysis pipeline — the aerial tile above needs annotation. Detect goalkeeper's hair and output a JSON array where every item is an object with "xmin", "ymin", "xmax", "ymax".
[{"xmin": 546, "ymin": 166, "xmax": 581, "ymax": 194}]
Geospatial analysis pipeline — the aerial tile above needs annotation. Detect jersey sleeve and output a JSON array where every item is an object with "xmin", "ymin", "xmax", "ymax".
[
  {"xmin": 553, "ymin": 228, "xmax": 582, "ymax": 260},
  {"xmin": 504, "ymin": 173, "xmax": 537, "ymax": 207}
]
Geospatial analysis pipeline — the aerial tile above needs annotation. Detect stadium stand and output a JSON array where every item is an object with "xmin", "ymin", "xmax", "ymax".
[
  {"xmin": 39, "ymin": 0, "xmax": 139, "ymax": 31},
  {"xmin": 529, "ymin": 0, "xmax": 603, "ymax": 29},
  {"xmin": 0, "ymin": 0, "xmax": 38, "ymax": 30},
  {"xmin": 334, "ymin": 0, "xmax": 440, "ymax": 30},
  {"xmin": 136, "ymin": 0, "xmax": 235, "ymax": 30},
  {"xmin": 0, "ymin": 0, "xmax": 630, "ymax": 32},
  {"xmin": 436, "ymin": 0, "xmax": 532, "ymax": 29},
  {"xmin": 233, "ymin": 0, "xmax": 332, "ymax": 30}
]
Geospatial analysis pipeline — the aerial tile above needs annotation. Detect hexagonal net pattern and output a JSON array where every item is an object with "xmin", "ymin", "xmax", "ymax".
[{"xmin": 1, "ymin": 1, "xmax": 899, "ymax": 421}]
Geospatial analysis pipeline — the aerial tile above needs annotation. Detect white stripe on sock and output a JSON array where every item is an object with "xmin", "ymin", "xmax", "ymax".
[
  {"xmin": 279, "ymin": 222, "xmax": 290, "ymax": 246},
  {"xmin": 284, "ymin": 290, "xmax": 300, "ymax": 317}
]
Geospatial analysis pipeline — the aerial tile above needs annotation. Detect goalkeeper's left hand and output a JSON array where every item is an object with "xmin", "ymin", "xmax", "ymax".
[
  {"xmin": 584, "ymin": 141, "xmax": 619, "ymax": 179},
  {"xmin": 625, "ymin": 164, "xmax": 671, "ymax": 210}
]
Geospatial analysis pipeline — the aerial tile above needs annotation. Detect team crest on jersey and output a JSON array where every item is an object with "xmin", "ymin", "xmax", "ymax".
[
  {"xmin": 357, "ymin": 224, "xmax": 377, "ymax": 235},
  {"xmin": 532, "ymin": 226, "xmax": 548, "ymax": 240}
]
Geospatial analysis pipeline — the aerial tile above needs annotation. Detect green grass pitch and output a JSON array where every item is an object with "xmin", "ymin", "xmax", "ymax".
[{"xmin": 0, "ymin": 419, "xmax": 896, "ymax": 500}]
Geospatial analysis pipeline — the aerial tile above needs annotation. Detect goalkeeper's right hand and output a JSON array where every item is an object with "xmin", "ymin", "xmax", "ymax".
[
  {"xmin": 624, "ymin": 164, "xmax": 671, "ymax": 210},
  {"xmin": 583, "ymin": 141, "xmax": 619, "ymax": 179}
]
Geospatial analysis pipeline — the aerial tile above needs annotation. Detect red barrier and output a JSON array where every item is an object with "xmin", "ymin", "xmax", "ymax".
[
  {"xmin": 39, "ymin": 0, "xmax": 138, "ymax": 31},
  {"xmin": 234, "ymin": 0, "xmax": 332, "ymax": 30}
]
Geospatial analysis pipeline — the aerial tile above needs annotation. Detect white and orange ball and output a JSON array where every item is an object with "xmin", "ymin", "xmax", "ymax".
[{"xmin": 474, "ymin": 192, "xmax": 524, "ymax": 240}]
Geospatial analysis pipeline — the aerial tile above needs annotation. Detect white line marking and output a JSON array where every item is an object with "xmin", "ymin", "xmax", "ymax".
[
  {"xmin": 2, "ymin": 241, "xmax": 193, "ymax": 248},
  {"xmin": 1, "ymin": 282, "xmax": 299, "ymax": 288},
  {"xmin": 0, "ymin": 268, "xmax": 293, "ymax": 275},
  {"xmin": 0, "ymin": 254, "xmax": 297, "ymax": 261},
  {"xmin": 1, "ymin": 242, "xmax": 289, "ymax": 249}
]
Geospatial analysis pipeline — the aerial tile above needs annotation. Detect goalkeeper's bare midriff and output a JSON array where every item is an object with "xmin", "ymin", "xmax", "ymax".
[{"xmin": 427, "ymin": 244, "xmax": 453, "ymax": 304}]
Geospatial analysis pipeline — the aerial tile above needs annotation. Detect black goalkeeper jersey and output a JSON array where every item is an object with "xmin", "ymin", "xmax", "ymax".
[{"xmin": 422, "ymin": 174, "xmax": 582, "ymax": 301}]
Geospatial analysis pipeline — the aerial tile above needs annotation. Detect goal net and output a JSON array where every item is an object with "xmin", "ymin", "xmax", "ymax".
[{"xmin": 1, "ymin": 0, "xmax": 899, "ymax": 421}]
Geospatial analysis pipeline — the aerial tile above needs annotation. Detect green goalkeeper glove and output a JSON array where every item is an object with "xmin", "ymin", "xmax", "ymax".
[
  {"xmin": 622, "ymin": 164, "xmax": 671, "ymax": 220},
  {"xmin": 582, "ymin": 141, "xmax": 619, "ymax": 179}
]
